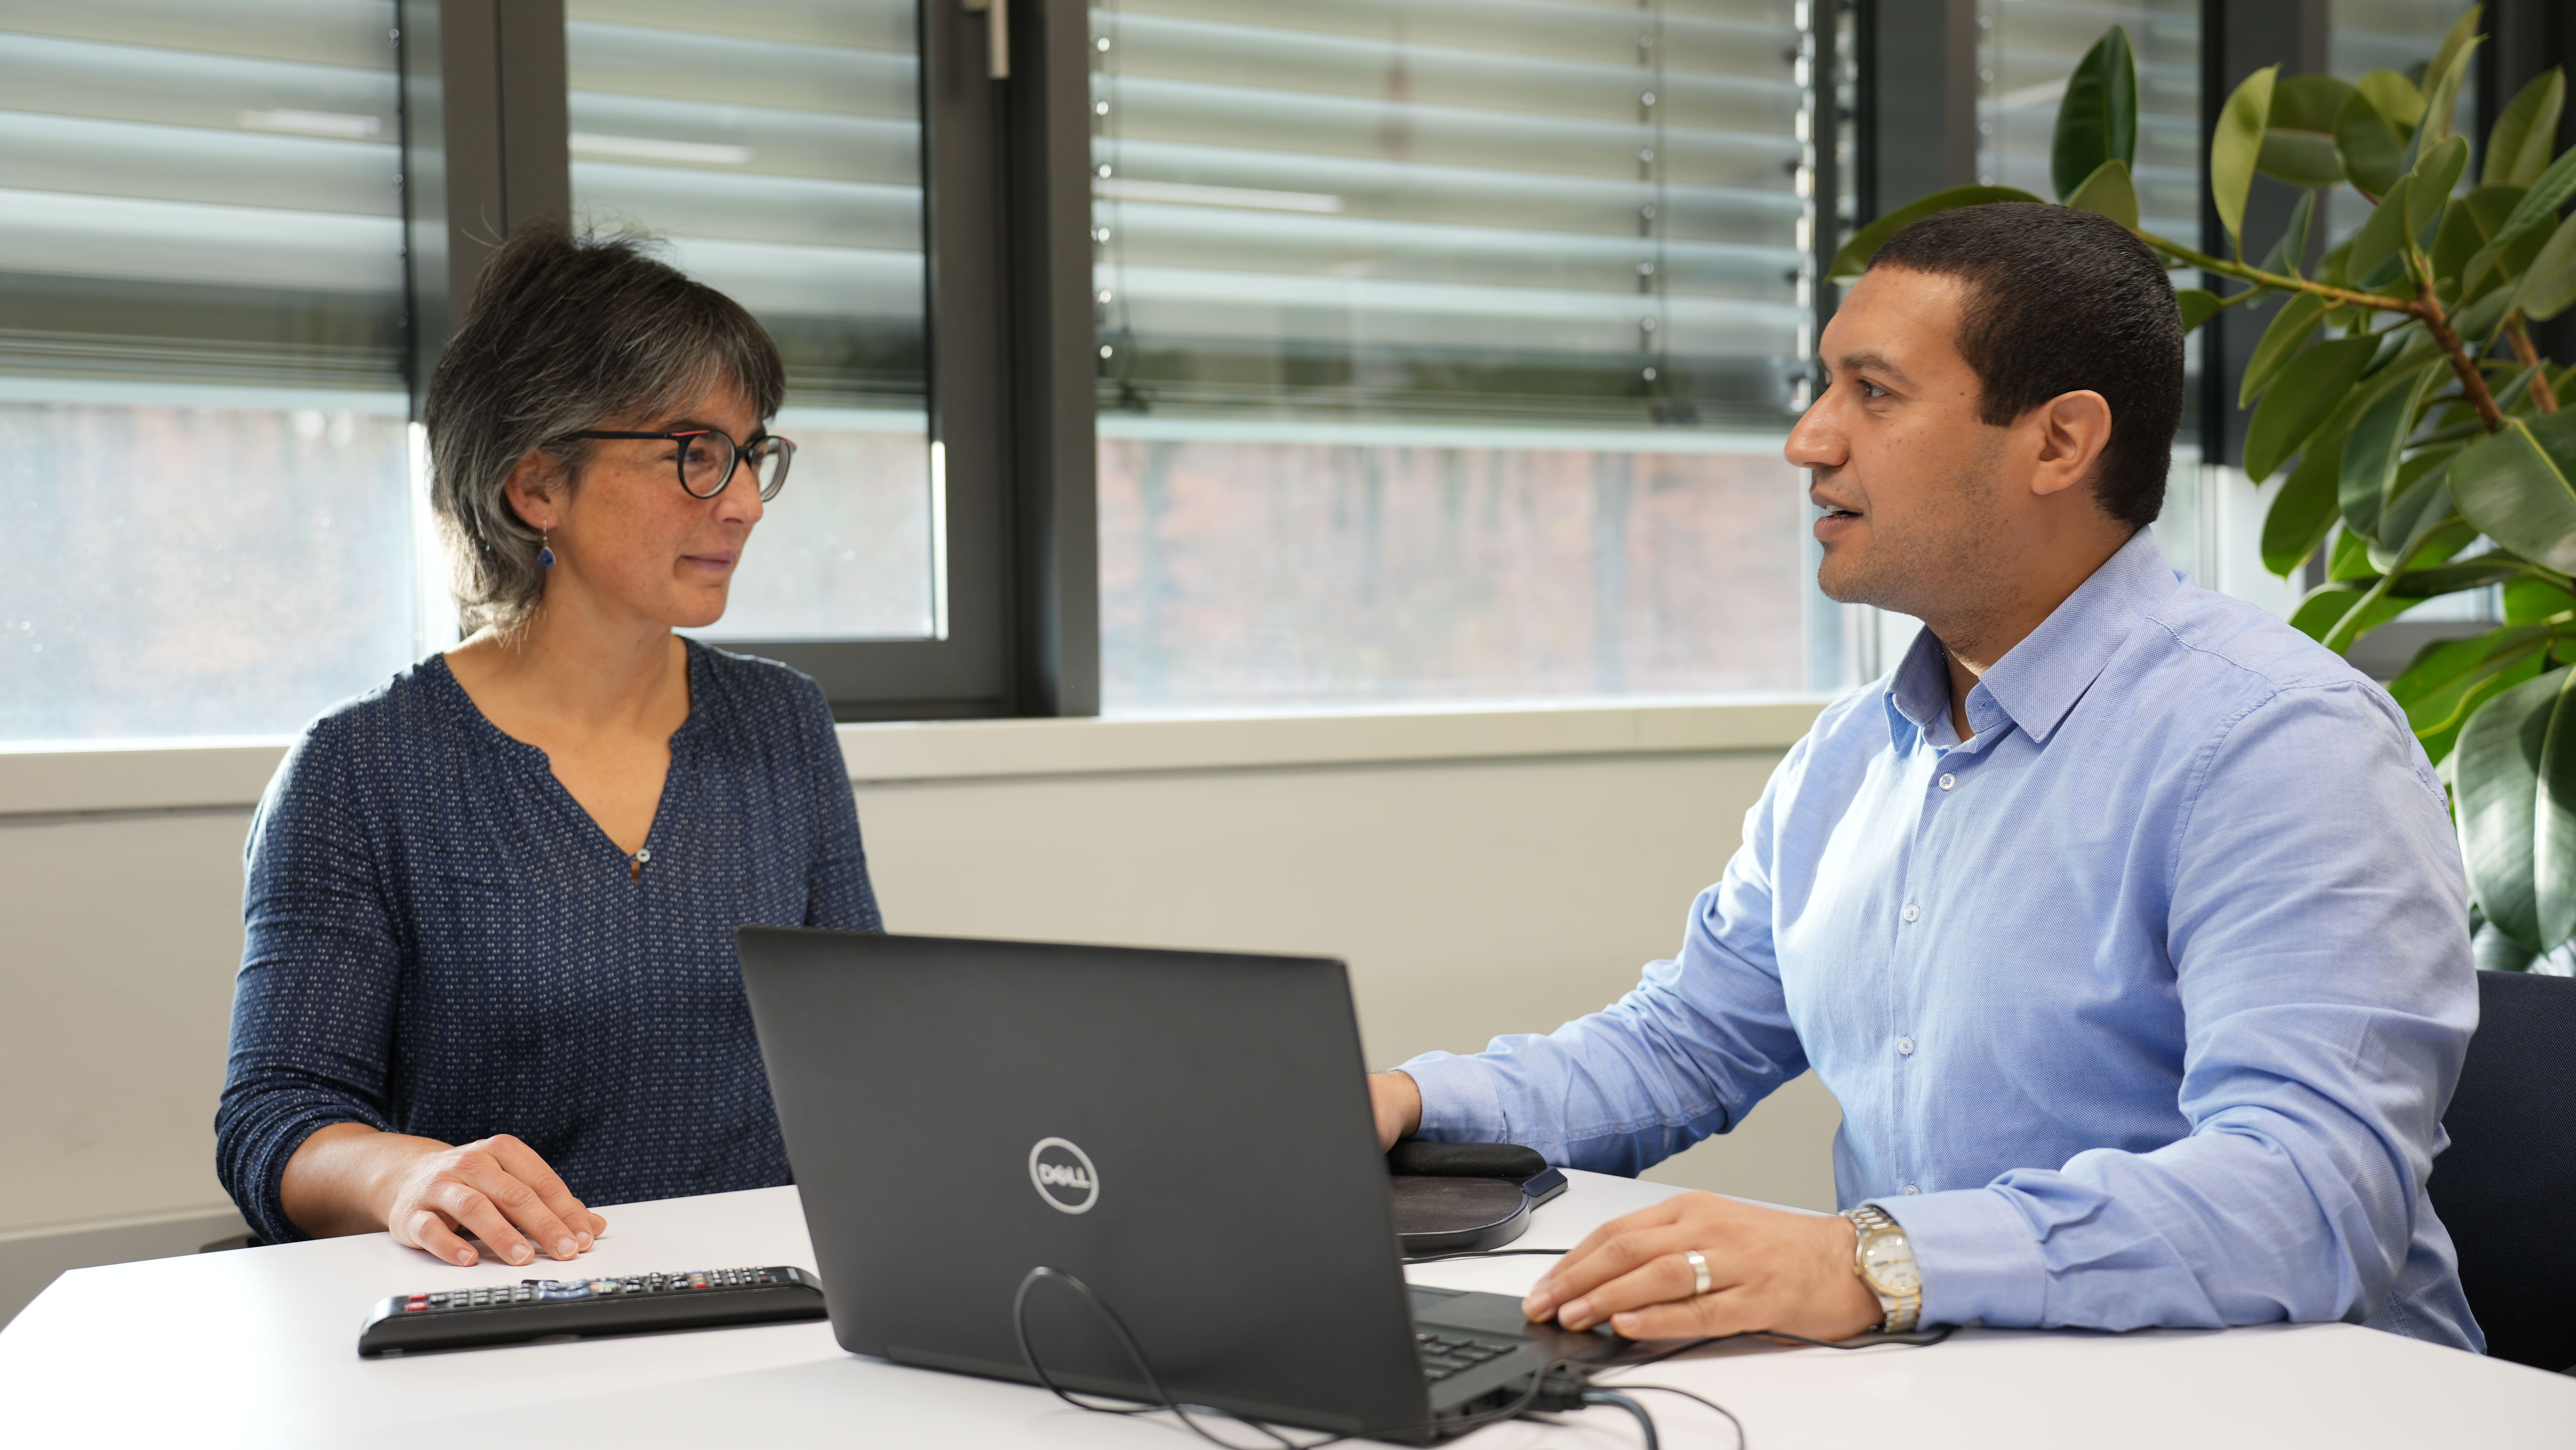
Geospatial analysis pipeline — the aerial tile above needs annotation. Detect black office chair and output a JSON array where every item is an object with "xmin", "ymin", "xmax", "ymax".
[{"xmin": 2426, "ymin": 969, "xmax": 2576, "ymax": 1372}]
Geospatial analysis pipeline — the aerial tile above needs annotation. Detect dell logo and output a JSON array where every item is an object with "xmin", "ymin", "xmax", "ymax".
[{"xmin": 1028, "ymin": 1136, "xmax": 1099, "ymax": 1214}]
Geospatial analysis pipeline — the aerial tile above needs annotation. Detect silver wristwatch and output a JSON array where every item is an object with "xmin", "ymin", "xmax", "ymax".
[{"xmin": 1843, "ymin": 1203, "xmax": 1922, "ymax": 1333}]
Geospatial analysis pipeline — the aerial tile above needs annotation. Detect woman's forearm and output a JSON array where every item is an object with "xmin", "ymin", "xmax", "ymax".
[
  {"xmin": 280, "ymin": 1123, "xmax": 606, "ymax": 1265},
  {"xmin": 278, "ymin": 1122, "xmax": 443, "ymax": 1238}
]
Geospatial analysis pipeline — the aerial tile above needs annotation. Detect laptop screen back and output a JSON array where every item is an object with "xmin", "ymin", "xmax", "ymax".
[{"xmin": 737, "ymin": 928, "xmax": 1428, "ymax": 1434}]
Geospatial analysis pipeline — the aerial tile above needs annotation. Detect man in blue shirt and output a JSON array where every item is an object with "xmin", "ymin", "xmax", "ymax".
[{"xmin": 1371, "ymin": 204, "xmax": 2482, "ymax": 1352}]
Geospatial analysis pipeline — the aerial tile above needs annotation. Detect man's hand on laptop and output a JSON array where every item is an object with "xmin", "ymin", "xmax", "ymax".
[
  {"xmin": 1368, "ymin": 1071, "xmax": 1423, "ymax": 1150},
  {"xmin": 1520, "ymin": 1191, "xmax": 1880, "ymax": 1342}
]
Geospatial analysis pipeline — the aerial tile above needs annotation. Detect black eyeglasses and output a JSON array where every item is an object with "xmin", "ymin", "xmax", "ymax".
[{"xmin": 566, "ymin": 428, "xmax": 795, "ymax": 501}]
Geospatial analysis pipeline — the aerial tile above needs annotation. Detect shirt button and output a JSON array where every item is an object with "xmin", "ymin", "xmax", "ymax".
[
  {"xmin": 1938, "ymin": 772, "xmax": 1956, "ymax": 790},
  {"xmin": 1897, "ymin": 1036, "xmax": 1915, "ymax": 1056},
  {"xmin": 1901, "ymin": 903, "xmax": 1920, "ymax": 923},
  {"xmin": 1902, "ymin": 1184, "xmax": 1921, "ymax": 1195}
]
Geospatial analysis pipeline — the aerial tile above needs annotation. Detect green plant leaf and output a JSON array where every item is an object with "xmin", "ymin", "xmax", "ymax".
[
  {"xmin": 2428, "ymin": 196, "xmax": 2483, "ymax": 298},
  {"xmin": 2258, "ymin": 190, "xmax": 2317, "ymax": 279},
  {"xmin": 2515, "ymin": 217, "xmax": 2576, "ymax": 322},
  {"xmin": 2175, "ymin": 287, "xmax": 2225, "ymax": 333},
  {"xmin": 2356, "ymin": 69, "xmax": 2427, "ymax": 135},
  {"xmin": 1825, "ymin": 184, "xmax": 2043, "ymax": 283},
  {"xmin": 2452, "ymin": 185, "xmax": 2533, "ymax": 301},
  {"xmin": 2341, "ymin": 363, "xmax": 2441, "ymax": 534},
  {"xmin": 2507, "ymin": 576, "xmax": 2576, "ymax": 624},
  {"xmin": 2485, "ymin": 67, "xmax": 2566, "ymax": 188},
  {"xmin": 2263, "ymin": 439, "xmax": 2343, "ymax": 577},
  {"xmin": 2329, "ymin": 524, "xmax": 2376, "ymax": 581},
  {"xmin": 2493, "ymin": 148, "xmax": 2576, "ymax": 253},
  {"xmin": 2412, "ymin": 16, "xmax": 2484, "ymax": 157},
  {"xmin": 2452, "ymin": 413, "xmax": 2576, "ymax": 575},
  {"xmin": 2290, "ymin": 581, "xmax": 2413, "ymax": 646},
  {"xmin": 2378, "ymin": 488, "xmax": 2468, "ymax": 569},
  {"xmin": 2392, "ymin": 625, "xmax": 2553, "ymax": 766},
  {"xmin": 2256, "ymin": 75, "xmax": 2354, "ymax": 187},
  {"xmin": 2244, "ymin": 335, "xmax": 2379, "ymax": 483},
  {"xmin": 2051, "ymin": 26, "xmax": 2138, "ymax": 203},
  {"xmin": 2336, "ymin": 89, "xmax": 2409, "ymax": 199},
  {"xmin": 2455, "ymin": 666, "xmax": 2569, "ymax": 950},
  {"xmin": 2213, "ymin": 65, "xmax": 2278, "ymax": 248},
  {"xmin": 2391, "ymin": 558, "xmax": 2517, "ymax": 597},
  {"xmin": 2065, "ymin": 158, "xmax": 2139, "ymax": 229},
  {"xmin": 2408, "ymin": 135, "xmax": 2471, "ymax": 235},
  {"xmin": 2238, "ymin": 291, "xmax": 2329, "ymax": 407},
  {"xmin": 2345, "ymin": 176, "xmax": 2417, "ymax": 288}
]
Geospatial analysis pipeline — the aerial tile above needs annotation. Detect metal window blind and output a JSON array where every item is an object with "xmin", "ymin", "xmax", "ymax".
[
  {"xmin": 1090, "ymin": 0, "xmax": 1816, "ymax": 428},
  {"xmin": 565, "ymin": 0, "xmax": 923, "ymax": 408},
  {"xmin": 1977, "ymin": 1, "xmax": 2203, "ymax": 247},
  {"xmin": 0, "ymin": 1, "xmax": 405, "ymax": 390}
]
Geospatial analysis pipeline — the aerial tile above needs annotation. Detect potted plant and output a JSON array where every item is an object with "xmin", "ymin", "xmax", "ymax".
[{"xmin": 1827, "ymin": 8, "xmax": 2576, "ymax": 971}]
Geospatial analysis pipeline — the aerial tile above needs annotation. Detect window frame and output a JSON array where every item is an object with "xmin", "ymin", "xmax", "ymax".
[{"xmin": 203, "ymin": 0, "xmax": 2576, "ymax": 730}]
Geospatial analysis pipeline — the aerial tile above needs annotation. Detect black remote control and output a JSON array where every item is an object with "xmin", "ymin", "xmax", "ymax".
[{"xmin": 357, "ymin": 1265, "xmax": 827, "ymax": 1357}]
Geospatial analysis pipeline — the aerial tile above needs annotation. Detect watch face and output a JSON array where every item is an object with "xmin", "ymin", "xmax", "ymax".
[{"xmin": 1860, "ymin": 1232, "xmax": 1921, "ymax": 1295}]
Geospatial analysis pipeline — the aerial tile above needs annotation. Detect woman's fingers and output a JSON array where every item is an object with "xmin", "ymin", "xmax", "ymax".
[
  {"xmin": 376, "ymin": 1135, "xmax": 604, "ymax": 1266},
  {"xmin": 400, "ymin": 1206, "xmax": 479, "ymax": 1267},
  {"xmin": 425, "ymin": 1174, "xmax": 544, "ymax": 1266},
  {"xmin": 477, "ymin": 1136, "xmax": 595, "ymax": 1257}
]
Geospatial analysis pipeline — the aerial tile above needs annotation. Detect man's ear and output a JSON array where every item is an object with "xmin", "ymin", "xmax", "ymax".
[
  {"xmin": 2026, "ymin": 390, "xmax": 2114, "ymax": 501},
  {"xmin": 500, "ymin": 450, "xmax": 562, "ymax": 532}
]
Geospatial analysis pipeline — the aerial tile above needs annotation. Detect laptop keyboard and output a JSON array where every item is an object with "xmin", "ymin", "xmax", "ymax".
[{"xmin": 1416, "ymin": 1331, "xmax": 1513, "ymax": 1381}]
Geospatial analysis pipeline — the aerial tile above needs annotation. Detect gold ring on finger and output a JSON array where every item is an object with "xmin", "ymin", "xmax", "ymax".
[{"xmin": 1682, "ymin": 1248, "xmax": 1711, "ymax": 1297}]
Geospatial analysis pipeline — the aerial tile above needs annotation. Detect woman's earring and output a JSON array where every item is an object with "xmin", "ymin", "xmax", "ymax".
[{"xmin": 538, "ymin": 529, "xmax": 556, "ymax": 570}]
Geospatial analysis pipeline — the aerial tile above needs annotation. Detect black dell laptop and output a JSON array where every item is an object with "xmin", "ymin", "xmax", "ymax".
[{"xmin": 736, "ymin": 927, "xmax": 1616, "ymax": 1443}]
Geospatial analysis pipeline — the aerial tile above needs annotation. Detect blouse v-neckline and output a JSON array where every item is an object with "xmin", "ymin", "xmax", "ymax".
[{"xmin": 426, "ymin": 642, "xmax": 709, "ymax": 868}]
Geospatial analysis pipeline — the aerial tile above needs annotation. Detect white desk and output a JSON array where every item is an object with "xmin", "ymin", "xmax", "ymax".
[{"xmin": 5, "ymin": 1170, "xmax": 2568, "ymax": 1447}]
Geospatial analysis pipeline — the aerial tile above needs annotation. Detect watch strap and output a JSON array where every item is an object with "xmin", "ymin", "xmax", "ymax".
[{"xmin": 1843, "ymin": 1203, "xmax": 1922, "ymax": 1334}]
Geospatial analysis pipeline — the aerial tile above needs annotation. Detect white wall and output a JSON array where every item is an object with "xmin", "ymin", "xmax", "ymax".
[{"xmin": 0, "ymin": 703, "xmax": 1842, "ymax": 1325}]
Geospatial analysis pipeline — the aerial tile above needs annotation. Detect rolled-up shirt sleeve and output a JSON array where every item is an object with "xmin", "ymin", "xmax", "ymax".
[
  {"xmin": 1401, "ymin": 742, "xmax": 1813, "ymax": 1176},
  {"xmin": 214, "ymin": 723, "xmax": 401, "ymax": 1245},
  {"xmin": 1882, "ymin": 682, "xmax": 2477, "ymax": 1340}
]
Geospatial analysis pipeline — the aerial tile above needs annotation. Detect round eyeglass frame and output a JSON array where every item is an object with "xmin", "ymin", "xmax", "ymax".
[{"xmin": 565, "ymin": 428, "xmax": 795, "ymax": 501}]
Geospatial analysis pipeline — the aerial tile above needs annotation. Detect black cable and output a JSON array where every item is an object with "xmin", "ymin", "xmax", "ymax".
[
  {"xmin": 1402, "ymin": 1247, "xmax": 1572, "ymax": 1265},
  {"xmin": 1578, "ymin": 1389, "xmax": 1661, "ymax": 1449},
  {"xmin": 1617, "ymin": 1321, "xmax": 1953, "ymax": 1371},
  {"xmin": 1011, "ymin": 1264, "xmax": 1606, "ymax": 1450},
  {"xmin": 1013, "ymin": 1266, "xmax": 1308, "ymax": 1450},
  {"xmin": 1614, "ymin": 1384, "xmax": 1746, "ymax": 1450}
]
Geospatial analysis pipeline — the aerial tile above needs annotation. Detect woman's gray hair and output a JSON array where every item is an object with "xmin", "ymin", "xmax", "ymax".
[{"xmin": 422, "ymin": 223, "xmax": 786, "ymax": 633}]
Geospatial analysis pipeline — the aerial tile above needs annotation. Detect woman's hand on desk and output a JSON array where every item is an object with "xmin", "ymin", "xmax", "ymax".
[{"xmin": 282, "ymin": 1124, "xmax": 606, "ymax": 1266}]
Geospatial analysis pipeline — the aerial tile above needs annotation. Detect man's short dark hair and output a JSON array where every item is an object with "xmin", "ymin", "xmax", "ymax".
[{"xmin": 1868, "ymin": 203, "xmax": 2183, "ymax": 528}]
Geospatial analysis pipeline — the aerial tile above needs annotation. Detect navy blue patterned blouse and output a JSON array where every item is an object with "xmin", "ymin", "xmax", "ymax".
[{"xmin": 215, "ymin": 641, "xmax": 880, "ymax": 1244}]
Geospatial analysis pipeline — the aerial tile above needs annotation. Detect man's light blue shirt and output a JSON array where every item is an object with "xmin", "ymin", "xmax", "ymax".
[{"xmin": 1402, "ymin": 530, "xmax": 2482, "ymax": 1350}]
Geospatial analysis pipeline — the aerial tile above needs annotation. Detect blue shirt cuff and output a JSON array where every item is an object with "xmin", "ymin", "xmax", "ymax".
[
  {"xmin": 1395, "ymin": 1050, "xmax": 1508, "ymax": 1142},
  {"xmin": 1877, "ymin": 1188, "xmax": 2046, "ymax": 1329}
]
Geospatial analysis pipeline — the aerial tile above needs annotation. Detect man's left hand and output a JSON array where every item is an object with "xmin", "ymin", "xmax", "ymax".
[{"xmin": 1523, "ymin": 1191, "xmax": 1885, "ymax": 1341}]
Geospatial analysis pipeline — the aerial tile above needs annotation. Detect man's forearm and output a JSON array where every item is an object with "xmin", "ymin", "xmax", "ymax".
[{"xmin": 1368, "ymin": 1071, "xmax": 1422, "ymax": 1149}]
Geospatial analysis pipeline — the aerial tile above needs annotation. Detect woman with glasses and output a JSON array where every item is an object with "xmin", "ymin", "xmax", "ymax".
[{"xmin": 214, "ymin": 225, "xmax": 878, "ymax": 1268}]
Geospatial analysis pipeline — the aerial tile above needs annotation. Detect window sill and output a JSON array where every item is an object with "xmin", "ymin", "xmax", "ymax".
[{"xmin": 0, "ymin": 697, "xmax": 1832, "ymax": 818}]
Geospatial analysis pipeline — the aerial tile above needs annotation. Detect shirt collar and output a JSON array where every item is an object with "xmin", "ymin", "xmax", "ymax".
[{"xmin": 1881, "ymin": 528, "xmax": 2180, "ymax": 751}]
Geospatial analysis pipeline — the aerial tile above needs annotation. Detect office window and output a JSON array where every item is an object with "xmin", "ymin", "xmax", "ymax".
[
  {"xmin": 2325, "ymin": 2, "xmax": 2476, "ymax": 247},
  {"xmin": 1975, "ymin": 1, "xmax": 2208, "ymax": 574},
  {"xmin": 566, "ymin": 0, "xmax": 937, "ymax": 643},
  {"xmin": 0, "ymin": 1, "xmax": 416, "ymax": 742},
  {"xmin": 1090, "ymin": 0, "xmax": 1821, "ymax": 710}
]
